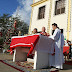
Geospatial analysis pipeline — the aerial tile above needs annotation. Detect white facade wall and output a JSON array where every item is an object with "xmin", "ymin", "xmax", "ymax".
[
  {"xmin": 31, "ymin": 1, "xmax": 50, "ymax": 33},
  {"xmin": 69, "ymin": 0, "xmax": 72, "ymax": 40},
  {"xmin": 34, "ymin": 0, "xmax": 41, "ymax": 3},
  {"xmin": 30, "ymin": 0, "xmax": 72, "ymax": 40},
  {"xmin": 50, "ymin": 0, "xmax": 68, "ymax": 38}
]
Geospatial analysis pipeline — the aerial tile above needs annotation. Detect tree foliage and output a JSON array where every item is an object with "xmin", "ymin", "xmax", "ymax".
[{"xmin": 0, "ymin": 14, "xmax": 29, "ymax": 50}]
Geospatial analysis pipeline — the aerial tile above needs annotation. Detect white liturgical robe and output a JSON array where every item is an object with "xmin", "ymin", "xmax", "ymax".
[
  {"xmin": 61, "ymin": 33, "xmax": 64, "ymax": 63},
  {"xmin": 49, "ymin": 28, "xmax": 63, "ymax": 69}
]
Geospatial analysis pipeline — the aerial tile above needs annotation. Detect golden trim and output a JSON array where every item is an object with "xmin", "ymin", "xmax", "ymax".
[
  {"xmin": 28, "ymin": 0, "xmax": 34, "ymax": 34},
  {"xmin": 33, "ymin": 0, "xmax": 35, "ymax": 3},
  {"xmin": 67, "ymin": 0, "xmax": 71, "ymax": 40},
  {"xmin": 47, "ymin": 0, "xmax": 52, "ymax": 33},
  {"xmin": 28, "ymin": 7, "xmax": 34, "ymax": 34},
  {"xmin": 31, "ymin": 0, "xmax": 49, "ymax": 7}
]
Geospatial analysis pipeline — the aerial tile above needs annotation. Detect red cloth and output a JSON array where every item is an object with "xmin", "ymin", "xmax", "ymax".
[
  {"xmin": 10, "ymin": 35, "xmax": 39, "ymax": 56},
  {"xmin": 40, "ymin": 32, "xmax": 47, "ymax": 36},
  {"xmin": 52, "ymin": 46, "xmax": 69, "ymax": 55},
  {"xmin": 63, "ymin": 46, "xmax": 70, "ymax": 54},
  {"xmin": 40, "ymin": 32, "xmax": 50, "ymax": 36}
]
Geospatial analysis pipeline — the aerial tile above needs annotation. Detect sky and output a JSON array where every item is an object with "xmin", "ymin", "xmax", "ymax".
[{"xmin": 0, "ymin": 0, "xmax": 33, "ymax": 24}]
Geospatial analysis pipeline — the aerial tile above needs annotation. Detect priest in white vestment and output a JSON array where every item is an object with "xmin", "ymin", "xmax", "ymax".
[
  {"xmin": 60, "ymin": 29, "xmax": 64, "ymax": 64},
  {"xmin": 49, "ymin": 23, "xmax": 63, "ymax": 69}
]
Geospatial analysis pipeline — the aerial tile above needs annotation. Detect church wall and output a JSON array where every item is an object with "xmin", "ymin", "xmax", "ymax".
[
  {"xmin": 30, "ymin": 0, "xmax": 72, "ymax": 40},
  {"xmin": 50, "ymin": 0, "xmax": 69, "ymax": 40},
  {"xmin": 34, "ymin": 0, "xmax": 41, "ymax": 3},
  {"xmin": 69, "ymin": 0, "xmax": 72, "ymax": 40},
  {"xmin": 30, "ymin": 1, "xmax": 50, "ymax": 33}
]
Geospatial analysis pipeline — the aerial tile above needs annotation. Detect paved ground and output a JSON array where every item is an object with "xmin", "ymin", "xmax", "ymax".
[
  {"xmin": 0, "ymin": 53, "xmax": 72, "ymax": 72},
  {"xmin": 60, "ymin": 64, "xmax": 72, "ymax": 72},
  {"xmin": 0, "ymin": 53, "xmax": 20, "ymax": 72},
  {"xmin": 0, "ymin": 53, "xmax": 13, "ymax": 60},
  {"xmin": 0, "ymin": 53, "xmax": 19, "ymax": 72},
  {"xmin": 0, "ymin": 62, "xmax": 20, "ymax": 72}
]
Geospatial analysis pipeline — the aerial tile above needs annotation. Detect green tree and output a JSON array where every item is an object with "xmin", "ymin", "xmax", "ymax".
[
  {"xmin": 0, "ymin": 14, "xmax": 11, "ymax": 39},
  {"xmin": 0, "ymin": 14, "xmax": 29, "ymax": 50},
  {"xmin": 13, "ymin": 17, "xmax": 29, "ymax": 35}
]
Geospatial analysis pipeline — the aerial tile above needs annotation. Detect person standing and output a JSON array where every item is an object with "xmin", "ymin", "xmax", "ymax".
[
  {"xmin": 60, "ymin": 29, "xmax": 64, "ymax": 64},
  {"xmin": 50, "ymin": 23, "xmax": 63, "ymax": 69}
]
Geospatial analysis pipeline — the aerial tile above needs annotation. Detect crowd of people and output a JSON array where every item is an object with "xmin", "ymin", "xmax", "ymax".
[
  {"xmin": 17, "ymin": 22, "xmax": 71, "ymax": 69},
  {"xmin": 32, "ymin": 23, "xmax": 65, "ymax": 69},
  {"xmin": 32, "ymin": 25, "xmax": 71, "ymax": 46},
  {"xmin": 32, "ymin": 27, "xmax": 49, "ymax": 36}
]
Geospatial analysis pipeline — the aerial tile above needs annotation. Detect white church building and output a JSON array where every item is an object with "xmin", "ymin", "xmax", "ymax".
[{"xmin": 29, "ymin": 0, "xmax": 72, "ymax": 40}]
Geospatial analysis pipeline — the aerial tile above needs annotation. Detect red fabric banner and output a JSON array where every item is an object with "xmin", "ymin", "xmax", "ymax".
[{"xmin": 10, "ymin": 35, "xmax": 39, "ymax": 56}]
